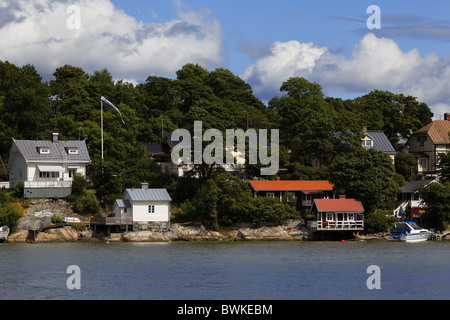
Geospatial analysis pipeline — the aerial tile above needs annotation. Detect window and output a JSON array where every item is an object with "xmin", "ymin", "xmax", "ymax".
[
  {"xmin": 266, "ymin": 192, "xmax": 275, "ymax": 198},
  {"xmin": 362, "ymin": 139, "xmax": 373, "ymax": 149},
  {"xmin": 148, "ymin": 205, "xmax": 155, "ymax": 214},
  {"xmin": 69, "ymin": 169, "xmax": 76, "ymax": 178},
  {"xmin": 348, "ymin": 213, "xmax": 355, "ymax": 221},
  {"xmin": 326, "ymin": 213, "xmax": 334, "ymax": 221},
  {"xmin": 39, "ymin": 148, "xmax": 50, "ymax": 154},
  {"xmin": 67, "ymin": 148, "xmax": 79, "ymax": 155},
  {"xmin": 39, "ymin": 171, "xmax": 59, "ymax": 178},
  {"xmin": 419, "ymin": 158, "xmax": 427, "ymax": 169},
  {"xmin": 417, "ymin": 136, "xmax": 427, "ymax": 146}
]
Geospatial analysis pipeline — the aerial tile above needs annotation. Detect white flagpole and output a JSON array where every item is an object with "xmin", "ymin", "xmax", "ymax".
[{"xmin": 101, "ymin": 98, "xmax": 104, "ymax": 161}]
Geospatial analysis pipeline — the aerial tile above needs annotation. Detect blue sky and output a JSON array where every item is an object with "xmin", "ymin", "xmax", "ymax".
[
  {"xmin": 109, "ymin": 0, "xmax": 450, "ymax": 68},
  {"xmin": 1, "ymin": 0, "xmax": 450, "ymax": 117}
]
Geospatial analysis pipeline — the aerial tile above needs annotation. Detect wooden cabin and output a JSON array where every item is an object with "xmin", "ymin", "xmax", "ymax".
[
  {"xmin": 249, "ymin": 178, "xmax": 334, "ymax": 212},
  {"xmin": 308, "ymin": 195, "xmax": 364, "ymax": 231}
]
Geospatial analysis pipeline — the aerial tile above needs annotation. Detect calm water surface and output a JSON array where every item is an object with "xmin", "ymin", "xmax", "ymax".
[{"xmin": 0, "ymin": 240, "xmax": 449, "ymax": 300}]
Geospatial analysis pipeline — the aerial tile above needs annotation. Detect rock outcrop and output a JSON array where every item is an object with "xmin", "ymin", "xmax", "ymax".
[{"xmin": 120, "ymin": 222, "xmax": 310, "ymax": 242}]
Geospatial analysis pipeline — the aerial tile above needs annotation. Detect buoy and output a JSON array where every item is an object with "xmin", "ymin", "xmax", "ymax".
[
  {"xmin": 106, "ymin": 241, "xmax": 110, "ymax": 244},
  {"xmin": 341, "ymin": 239, "xmax": 345, "ymax": 243}
]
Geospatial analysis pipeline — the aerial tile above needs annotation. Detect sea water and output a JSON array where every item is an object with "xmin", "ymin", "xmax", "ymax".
[{"xmin": 0, "ymin": 240, "xmax": 448, "ymax": 300}]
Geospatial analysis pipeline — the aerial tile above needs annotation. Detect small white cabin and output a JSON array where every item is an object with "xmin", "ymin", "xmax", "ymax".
[{"xmin": 113, "ymin": 183, "xmax": 172, "ymax": 224}]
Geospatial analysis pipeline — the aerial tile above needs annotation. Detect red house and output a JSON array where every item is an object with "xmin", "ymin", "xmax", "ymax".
[
  {"xmin": 249, "ymin": 178, "xmax": 334, "ymax": 212},
  {"xmin": 308, "ymin": 195, "xmax": 364, "ymax": 231}
]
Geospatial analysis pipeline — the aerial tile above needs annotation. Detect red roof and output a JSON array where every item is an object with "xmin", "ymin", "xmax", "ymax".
[
  {"xmin": 249, "ymin": 179, "xmax": 333, "ymax": 192},
  {"xmin": 314, "ymin": 198, "xmax": 364, "ymax": 212}
]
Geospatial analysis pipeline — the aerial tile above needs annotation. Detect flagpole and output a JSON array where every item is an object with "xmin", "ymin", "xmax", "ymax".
[{"xmin": 101, "ymin": 98, "xmax": 104, "ymax": 161}]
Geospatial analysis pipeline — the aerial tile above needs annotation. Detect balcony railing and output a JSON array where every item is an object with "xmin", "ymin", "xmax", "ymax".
[
  {"xmin": 24, "ymin": 181, "xmax": 72, "ymax": 188},
  {"xmin": 307, "ymin": 220, "xmax": 364, "ymax": 231}
]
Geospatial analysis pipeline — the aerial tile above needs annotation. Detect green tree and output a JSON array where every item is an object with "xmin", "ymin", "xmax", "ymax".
[
  {"xmin": 182, "ymin": 178, "xmax": 220, "ymax": 229},
  {"xmin": 418, "ymin": 182, "xmax": 450, "ymax": 231},
  {"xmin": 269, "ymin": 77, "xmax": 361, "ymax": 166},
  {"xmin": 395, "ymin": 153, "xmax": 418, "ymax": 181},
  {"xmin": 437, "ymin": 150, "xmax": 450, "ymax": 183},
  {"xmin": 353, "ymin": 90, "xmax": 433, "ymax": 149},
  {"xmin": 328, "ymin": 148, "xmax": 400, "ymax": 213}
]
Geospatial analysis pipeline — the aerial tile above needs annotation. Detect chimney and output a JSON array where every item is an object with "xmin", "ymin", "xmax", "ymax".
[
  {"xmin": 52, "ymin": 133, "xmax": 59, "ymax": 143},
  {"xmin": 444, "ymin": 113, "xmax": 450, "ymax": 121},
  {"xmin": 276, "ymin": 177, "xmax": 280, "ymax": 181},
  {"xmin": 339, "ymin": 195, "xmax": 346, "ymax": 199},
  {"xmin": 141, "ymin": 183, "xmax": 149, "ymax": 190},
  {"xmin": 362, "ymin": 124, "xmax": 368, "ymax": 131}
]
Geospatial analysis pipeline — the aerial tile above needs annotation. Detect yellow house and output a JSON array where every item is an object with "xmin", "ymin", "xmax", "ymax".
[
  {"xmin": 405, "ymin": 115, "xmax": 450, "ymax": 176},
  {"xmin": 361, "ymin": 126, "xmax": 396, "ymax": 164}
]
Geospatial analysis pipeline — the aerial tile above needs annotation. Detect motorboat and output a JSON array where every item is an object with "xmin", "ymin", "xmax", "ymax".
[
  {"xmin": 0, "ymin": 225, "xmax": 9, "ymax": 242},
  {"xmin": 389, "ymin": 221, "xmax": 434, "ymax": 243}
]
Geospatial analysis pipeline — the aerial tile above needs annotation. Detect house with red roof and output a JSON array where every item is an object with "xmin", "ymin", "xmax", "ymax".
[
  {"xmin": 248, "ymin": 178, "xmax": 334, "ymax": 212},
  {"xmin": 308, "ymin": 195, "xmax": 364, "ymax": 231}
]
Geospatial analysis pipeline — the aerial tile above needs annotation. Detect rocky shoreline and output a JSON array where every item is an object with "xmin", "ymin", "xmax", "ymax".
[
  {"xmin": 1, "ymin": 198, "xmax": 419, "ymax": 243},
  {"xmin": 6, "ymin": 221, "xmax": 320, "ymax": 243}
]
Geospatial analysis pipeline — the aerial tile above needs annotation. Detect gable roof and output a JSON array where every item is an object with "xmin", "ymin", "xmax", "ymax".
[
  {"xmin": 125, "ymin": 188, "xmax": 172, "ymax": 202},
  {"xmin": 413, "ymin": 120, "xmax": 450, "ymax": 144},
  {"xmin": 249, "ymin": 180, "xmax": 333, "ymax": 192},
  {"xmin": 401, "ymin": 179, "xmax": 435, "ymax": 194},
  {"xmin": 313, "ymin": 198, "xmax": 364, "ymax": 212},
  {"xmin": 143, "ymin": 143, "xmax": 166, "ymax": 155},
  {"xmin": 10, "ymin": 139, "xmax": 90, "ymax": 163},
  {"xmin": 362, "ymin": 130, "xmax": 396, "ymax": 153}
]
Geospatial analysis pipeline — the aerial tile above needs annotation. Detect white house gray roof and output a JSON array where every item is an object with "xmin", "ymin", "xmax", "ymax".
[
  {"xmin": 115, "ymin": 199, "xmax": 132, "ymax": 208},
  {"xmin": 126, "ymin": 188, "xmax": 172, "ymax": 202},
  {"xmin": 363, "ymin": 130, "xmax": 396, "ymax": 153},
  {"xmin": 401, "ymin": 179, "xmax": 434, "ymax": 194},
  {"xmin": 11, "ymin": 138, "xmax": 90, "ymax": 162}
]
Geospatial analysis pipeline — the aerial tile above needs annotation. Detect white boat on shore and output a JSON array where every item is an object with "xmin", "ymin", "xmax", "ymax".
[
  {"xmin": 0, "ymin": 225, "xmax": 9, "ymax": 242},
  {"xmin": 389, "ymin": 221, "xmax": 434, "ymax": 243}
]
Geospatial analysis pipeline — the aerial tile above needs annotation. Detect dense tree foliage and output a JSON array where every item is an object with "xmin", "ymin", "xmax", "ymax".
[
  {"xmin": 0, "ymin": 59, "xmax": 440, "ymax": 229},
  {"xmin": 419, "ymin": 182, "xmax": 450, "ymax": 231},
  {"xmin": 327, "ymin": 148, "xmax": 400, "ymax": 213}
]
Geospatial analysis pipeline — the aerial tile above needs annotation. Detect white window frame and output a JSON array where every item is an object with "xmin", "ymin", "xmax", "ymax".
[
  {"xmin": 326, "ymin": 213, "xmax": 334, "ymax": 221},
  {"xmin": 266, "ymin": 192, "xmax": 275, "ymax": 198},
  {"xmin": 362, "ymin": 139, "xmax": 373, "ymax": 148},
  {"xmin": 348, "ymin": 213, "xmax": 355, "ymax": 221},
  {"xmin": 148, "ymin": 205, "xmax": 155, "ymax": 214}
]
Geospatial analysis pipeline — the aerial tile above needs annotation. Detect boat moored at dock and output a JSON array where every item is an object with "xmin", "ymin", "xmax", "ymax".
[{"xmin": 389, "ymin": 221, "xmax": 434, "ymax": 243}]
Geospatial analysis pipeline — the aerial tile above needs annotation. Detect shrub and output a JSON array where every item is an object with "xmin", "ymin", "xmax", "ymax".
[
  {"xmin": 71, "ymin": 222, "xmax": 87, "ymax": 231},
  {"xmin": 51, "ymin": 214, "xmax": 63, "ymax": 224},
  {"xmin": 14, "ymin": 181, "xmax": 24, "ymax": 198},
  {"xmin": 71, "ymin": 173, "xmax": 87, "ymax": 197},
  {"xmin": 74, "ymin": 195, "xmax": 100, "ymax": 215},
  {"xmin": 364, "ymin": 211, "xmax": 391, "ymax": 233},
  {"xmin": 0, "ymin": 203, "xmax": 21, "ymax": 233}
]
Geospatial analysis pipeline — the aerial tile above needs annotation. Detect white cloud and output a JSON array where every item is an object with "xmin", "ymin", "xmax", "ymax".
[
  {"xmin": 0, "ymin": 0, "xmax": 223, "ymax": 80},
  {"xmin": 241, "ymin": 33, "xmax": 450, "ymax": 117}
]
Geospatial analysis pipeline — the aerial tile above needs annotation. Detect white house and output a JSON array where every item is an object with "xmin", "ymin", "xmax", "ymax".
[
  {"xmin": 113, "ymin": 183, "xmax": 172, "ymax": 227},
  {"xmin": 7, "ymin": 133, "xmax": 91, "ymax": 198}
]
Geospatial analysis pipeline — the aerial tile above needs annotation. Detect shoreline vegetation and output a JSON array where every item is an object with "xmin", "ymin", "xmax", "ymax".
[
  {"xmin": 1, "ymin": 62, "xmax": 449, "ymax": 241},
  {"xmin": 4, "ymin": 199, "xmax": 448, "ymax": 244},
  {"xmin": 6, "ymin": 222, "xmax": 393, "ymax": 243}
]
